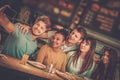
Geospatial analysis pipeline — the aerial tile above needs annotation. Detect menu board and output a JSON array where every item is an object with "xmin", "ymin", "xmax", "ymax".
[
  {"xmin": 34, "ymin": 0, "xmax": 120, "ymax": 40},
  {"xmin": 34, "ymin": 0, "xmax": 80, "ymax": 27},
  {"xmin": 78, "ymin": 0, "xmax": 120, "ymax": 40},
  {"xmin": 1, "ymin": 0, "xmax": 119, "ymax": 40}
]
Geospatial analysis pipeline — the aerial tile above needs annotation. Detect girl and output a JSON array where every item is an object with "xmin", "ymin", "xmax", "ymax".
[
  {"xmin": 56, "ymin": 36, "xmax": 96, "ymax": 79},
  {"xmin": 91, "ymin": 48, "xmax": 118, "ymax": 80}
]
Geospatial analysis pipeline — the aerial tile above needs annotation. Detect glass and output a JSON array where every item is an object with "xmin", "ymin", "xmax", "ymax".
[
  {"xmin": 20, "ymin": 54, "xmax": 29, "ymax": 65},
  {"xmin": 43, "ymin": 64, "xmax": 56, "ymax": 74}
]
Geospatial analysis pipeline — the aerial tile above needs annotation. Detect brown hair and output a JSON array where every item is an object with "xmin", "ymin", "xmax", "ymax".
[
  {"xmin": 72, "ymin": 36, "xmax": 96, "ymax": 73},
  {"xmin": 91, "ymin": 48, "xmax": 118, "ymax": 80},
  {"xmin": 35, "ymin": 15, "xmax": 51, "ymax": 29},
  {"xmin": 55, "ymin": 29, "xmax": 69, "ymax": 41},
  {"xmin": 75, "ymin": 27, "xmax": 87, "ymax": 39}
]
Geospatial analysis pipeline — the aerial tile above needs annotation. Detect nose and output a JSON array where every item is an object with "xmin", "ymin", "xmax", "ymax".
[
  {"xmin": 37, "ymin": 27, "xmax": 42, "ymax": 33},
  {"xmin": 81, "ymin": 43, "xmax": 85, "ymax": 47},
  {"xmin": 52, "ymin": 38, "xmax": 56, "ymax": 43},
  {"xmin": 54, "ymin": 39, "xmax": 57, "ymax": 42},
  {"xmin": 103, "ymin": 56, "xmax": 107, "ymax": 60},
  {"xmin": 37, "ymin": 26, "xmax": 40, "ymax": 30},
  {"xmin": 71, "ymin": 34, "xmax": 75, "ymax": 39}
]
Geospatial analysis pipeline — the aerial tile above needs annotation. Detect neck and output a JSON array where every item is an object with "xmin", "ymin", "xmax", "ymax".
[
  {"xmin": 104, "ymin": 63, "xmax": 108, "ymax": 69},
  {"xmin": 52, "ymin": 47, "xmax": 61, "ymax": 53},
  {"xmin": 80, "ymin": 52, "xmax": 87, "ymax": 59},
  {"xmin": 65, "ymin": 41, "xmax": 74, "ymax": 46},
  {"xmin": 30, "ymin": 30, "xmax": 37, "ymax": 41}
]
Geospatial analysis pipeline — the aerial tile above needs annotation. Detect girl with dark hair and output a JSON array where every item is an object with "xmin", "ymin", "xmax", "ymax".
[
  {"xmin": 56, "ymin": 36, "xmax": 96, "ymax": 80},
  {"xmin": 91, "ymin": 48, "xmax": 118, "ymax": 80}
]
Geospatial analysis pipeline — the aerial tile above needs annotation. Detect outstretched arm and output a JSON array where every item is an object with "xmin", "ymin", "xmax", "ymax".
[
  {"xmin": 0, "ymin": 5, "xmax": 15, "ymax": 33},
  {"xmin": 16, "ymin": 23, "xmax": 30, "ymax": 34},
  {"xmin": 0, "ymin": 5, "xmax": 10, "ymax": 12}
]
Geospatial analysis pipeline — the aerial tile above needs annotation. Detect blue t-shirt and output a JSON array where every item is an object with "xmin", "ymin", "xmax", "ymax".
[{"xmin": 2, "ymin": 25, "xmax": 37, "ymax": 59}]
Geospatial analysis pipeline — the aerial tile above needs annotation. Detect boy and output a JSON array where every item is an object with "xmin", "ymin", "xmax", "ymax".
[
  {"xmin": 0, "ymin": 6, "xmax": 51, "ymax": 59},
  {"xmin": 36, "ymin": 29, "xmax": 68, "ymax": 72}
]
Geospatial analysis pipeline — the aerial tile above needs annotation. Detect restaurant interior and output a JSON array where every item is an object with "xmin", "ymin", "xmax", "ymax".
[{"xmin": 0, "ymin": 0, "xmax": 120, "ymax": 80}]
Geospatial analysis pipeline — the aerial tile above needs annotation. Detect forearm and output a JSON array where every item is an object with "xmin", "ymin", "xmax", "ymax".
[
  {"xmin": 0, "ymin": 13, "xmax": 15, "ymax": 33},
  {"xmin": 0, "ymin": 5, "xmax": 10, "ymax": 12},
  {"xmin": 1, "ymin": 21, "xmax": 15, "ymax": 33}
]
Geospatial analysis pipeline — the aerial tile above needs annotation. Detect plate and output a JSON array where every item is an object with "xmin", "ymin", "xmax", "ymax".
[{"xmin": 27, "ymin": 60, "xmax": 46, "ymax": 69}]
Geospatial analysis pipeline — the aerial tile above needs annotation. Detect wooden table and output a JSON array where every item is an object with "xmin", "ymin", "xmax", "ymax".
[{"xmin": 0, "ymin": 53, "xmax": 63, "ymax": 80}]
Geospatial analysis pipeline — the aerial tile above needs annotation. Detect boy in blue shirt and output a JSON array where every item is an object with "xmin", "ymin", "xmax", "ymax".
[{"xmin": 0, "ymin": 6, "xmax": 51, "ymax": 59}]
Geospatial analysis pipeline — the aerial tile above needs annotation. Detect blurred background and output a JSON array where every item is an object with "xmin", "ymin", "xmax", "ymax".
[{"xmin": 0, "ymin": 0, "xmax": 120, "ymax": 79}]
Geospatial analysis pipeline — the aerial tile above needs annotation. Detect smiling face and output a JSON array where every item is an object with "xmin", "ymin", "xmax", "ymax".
[
  {"xmin": 51, "ymin": 33, "xmax": 65, "ymax": 48},
  {"xmin": 103, "ymin": 51, "xmax": 109, "ymax": 64},
  {"xmin": 80, "ymin": 40, "xmax": 91, "ymax": 54},
  {"xmin": 67, "ymin": 29, "xmax": 82, "ymax": 44},
  {"xmin": 32, "ymin": 21, "xmax": 47, "ymax": 36}
]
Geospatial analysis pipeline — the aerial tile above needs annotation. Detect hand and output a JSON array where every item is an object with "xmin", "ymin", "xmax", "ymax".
[
  {"xmin": 0, "ymin": 5, "xmax": 10, "ymax": 12},
  {"xmin": 66, "ymin": 72, "xmax": 86, "ymax": 80},
  {"xmin": 56, "ymin": 70, "xmax": 85, "ymax": 80},
  {"xmin": 51, "ymin": 68, "xmax": 56, "ymax": 74},
  {"xmin": 65, "ymin": 72, "xmax": 77, "ymax": 80},
  {"xmin": 56, "ymin": 70, "xmax": 67, "ymax": 78},
  {"xmin": 18, "ymin": 23, "xmax": 30, "ymax": 34},
  {"xmin": 0, "ymin": 53, "xmax": 8, "ymax": 60},
  {"xmin": 54, "ymin": 24, "xmax": 64, "ymax": 30},
  {"xmin": 56, "ymin": 70, "xmax": 71, "ymax": 80}
]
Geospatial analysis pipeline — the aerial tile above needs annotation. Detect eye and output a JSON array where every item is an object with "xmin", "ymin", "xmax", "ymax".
[
  {"xmin": 70, "ymin": 32, "xmax": 73, "ymax": 35},
  {"xmin": 75, "ymin": 35, "xmax": 78, "ymax": 38},
  {"xmin": 72, "ymin": 32, "xmax": 75, "ymax": 35},
  {"xmin": 37, "ymin": 24, "xmax": 40, "ymax": 27},
  {"xmin": 40, "ymin": 26, "xmax": 43, "ymax": 29},
  {"xmin": 57, "ymin": 38, "xmax": 60, "ymax": 41},
  {"xmin": 81, "ymin": 42, "xmax": 83, "ymax": 44}
]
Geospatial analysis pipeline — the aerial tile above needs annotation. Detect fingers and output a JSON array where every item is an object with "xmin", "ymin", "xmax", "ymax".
[
  {"xmin": 0, "ymin": 5, "xmax": 10, "ymax": 12},
  {"xmin": 0, "ymin": 54, "xmax": 8, "ymax": 60},
  {"xmin": 4, "ymin": 5, "xmax": 11, "ymax": 8},
  {"xmin": 0, "ymin": 12, "xmax": 6, "ymax": 17},
  {"xmin": 56, "ymin": 70, "xmax": 64, "ymax": 75},
  {"xmin": 56, "ymin": 70, "xmax": 69, "ymax": 79},
  {"xmin": 18, "ymin": 24, "xmax": 29, "ymax": 34},
  {"xmin": 33, "ymin": 61, "xmax": 46, "ymax": 68},
  {"xmin": 65, "ymin": 72, "xmax": 78, "ymax": 80}
]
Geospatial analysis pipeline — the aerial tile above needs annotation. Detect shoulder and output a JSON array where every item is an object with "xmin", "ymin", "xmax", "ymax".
[
  {"xmin": 41, "ymin": 44, "xmax": 51, "ymax": 50},
  {"xmin": 60, "ymin": 50, "xmax": 67, "ymax": 58},
  {"xmin": 67, "ymin": 51, "xmax": 76, "ymax": 57},
  {"xmin": 9, "ymin": 24, "xmax": 20, "ymax": 36},
  {"xmin": 48, "ymin": 30, "xmax": 56, "ymax": 38}
]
